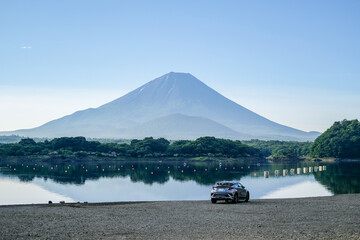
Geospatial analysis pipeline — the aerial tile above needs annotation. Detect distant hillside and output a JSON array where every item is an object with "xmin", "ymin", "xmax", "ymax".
[
  {"xmin": 121, "ymin": 113, "xmax": 253, "ymax": 140},
  {"xmin": 1, "ymin": 72, "xmax": 320, "ymax": 141},
  {"xmin": 310, "ymin": 119, "xmax": 360, "ymax": 158}
]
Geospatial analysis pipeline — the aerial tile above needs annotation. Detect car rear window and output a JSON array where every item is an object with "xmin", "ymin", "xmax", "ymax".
[{"xmin": 216, "ymin": 182, "xmax": 233, "ymax": 187}]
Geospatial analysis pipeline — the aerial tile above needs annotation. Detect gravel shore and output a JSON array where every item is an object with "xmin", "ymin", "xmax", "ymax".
[{"xmin": 1, "ymin": 194, "xmax": 359, "ymax": 239}]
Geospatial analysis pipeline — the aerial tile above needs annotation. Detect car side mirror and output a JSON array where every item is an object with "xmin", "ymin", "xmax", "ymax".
[{"xmin": 242, "ymin": 186, "xmax": 245, "ymax": 189}]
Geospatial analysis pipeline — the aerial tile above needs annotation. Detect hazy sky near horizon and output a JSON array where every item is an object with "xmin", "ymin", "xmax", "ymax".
[{"xmin": 1, "ymin": 0, "xmax": 359, "ymax": 132}]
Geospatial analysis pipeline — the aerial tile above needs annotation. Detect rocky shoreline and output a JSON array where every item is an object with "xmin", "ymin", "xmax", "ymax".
[{"xmin": 1, "ymin": 194, "xmax": 359, "ymax": 239}]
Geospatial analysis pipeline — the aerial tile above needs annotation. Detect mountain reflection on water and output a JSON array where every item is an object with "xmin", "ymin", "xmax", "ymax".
[{"xmin": 0, "ymin": 160, "xmax": 359, "ymax": 204}]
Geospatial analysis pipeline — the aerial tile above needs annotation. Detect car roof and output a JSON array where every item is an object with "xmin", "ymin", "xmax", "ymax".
[{"xmin": 215, "ymin": 181, "xmax": 239, "ymax": 185}]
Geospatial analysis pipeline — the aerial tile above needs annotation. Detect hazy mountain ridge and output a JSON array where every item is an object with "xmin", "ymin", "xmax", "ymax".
[
  {"xmin": 121, "ymin": 113, "xmax": 253, "ymax": 140},
  {"xmin": 1, "ymin": 72, "xmax": 320, "ymax": 141}
]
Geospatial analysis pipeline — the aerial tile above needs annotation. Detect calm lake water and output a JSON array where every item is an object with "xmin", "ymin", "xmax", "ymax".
[{"xmin": 1, "ymin": 160, "xmax": 359, "ymax": 205}]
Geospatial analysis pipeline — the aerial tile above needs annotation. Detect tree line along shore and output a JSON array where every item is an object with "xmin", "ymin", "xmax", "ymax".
[{"xmin": 0, "ymin": 119, "xmax": 359, "ymax": 160}]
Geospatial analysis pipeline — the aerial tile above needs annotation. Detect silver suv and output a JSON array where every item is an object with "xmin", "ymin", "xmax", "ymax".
[{"xmin": 211, "ymin": 181, "xmax": 250, "ymax": 204}]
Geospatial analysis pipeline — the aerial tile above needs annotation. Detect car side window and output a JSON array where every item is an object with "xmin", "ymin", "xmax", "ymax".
[{"xmin": 238, "ymin": 184, "xmax": 243, "ymax": 188}]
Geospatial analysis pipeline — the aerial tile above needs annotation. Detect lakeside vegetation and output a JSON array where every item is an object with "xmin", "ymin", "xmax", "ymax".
[
  {"xmin": 0, "ymin": 136, "xmax": 261, "ymax": 159},
  {"xmin": 246, "ymin": 119, "xmax": 359, "ymax": 160},
  {"xmin": 0, "ymin": 119, "xmax": 359, "ymax": 160},
  {"xmin": 243, "ymin": 140, "xmax": 312, "ymax": 159},
  {"xmin": 310, "ymin": 119, "xmax": 360, "ymax": 158}
]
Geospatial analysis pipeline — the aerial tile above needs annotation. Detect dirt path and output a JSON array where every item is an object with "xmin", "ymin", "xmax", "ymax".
[{"xmin": 1, "ymin": 194, "xmax": 359, "ymax": 239}]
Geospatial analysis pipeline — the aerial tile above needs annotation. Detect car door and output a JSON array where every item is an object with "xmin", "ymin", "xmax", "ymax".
[{"xmin": 237, "ymin": 183, "xmax": 245, "ymax": 198}]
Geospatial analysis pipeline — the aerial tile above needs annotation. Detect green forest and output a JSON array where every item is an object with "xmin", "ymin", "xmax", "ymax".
[
  {"xmin": 0, "ymin": 119, "xmax": 359, "ymax": 160},
  {"xmin": 243, "ymin": 140, "xmax": 312, "ymax": 159},
  {"xmin": 0, "ymin": 136, "xmax": 260, "ymax": 159},
  {"xmin": 310, "ymin": 119, "xmax": 360, "ymax": 158}
]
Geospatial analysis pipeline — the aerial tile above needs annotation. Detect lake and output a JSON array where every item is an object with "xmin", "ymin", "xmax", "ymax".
[{"xmin": 1, "ymin": 160, "xmax": 359, "ymax": 205}]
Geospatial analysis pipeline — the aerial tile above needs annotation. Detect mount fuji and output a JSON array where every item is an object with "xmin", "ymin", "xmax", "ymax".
[{"xmin": 1, "ymin": 72, "xmax": 320, "ymax": 141}]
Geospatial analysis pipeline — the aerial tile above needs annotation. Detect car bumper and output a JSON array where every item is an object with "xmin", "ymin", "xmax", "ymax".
[{"xmin": 211, "ymin": 192, "xmax": 234, "ymax": 200}]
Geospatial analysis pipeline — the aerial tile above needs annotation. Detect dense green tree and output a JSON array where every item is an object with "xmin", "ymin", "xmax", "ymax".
[
  {"xmin": 244, "ymin": 140, "xmax": 311, "ymax": 158},
  {"xmin": 310, "ymin": 119, "xmax": 360, "ymax": 158},
  {"xmin": 49, "ymin": 136, "xmax": 101, "ymax": 152},
  {"xmin": 19, "ymin": 138, "xmax": 37, "ymax": 145},
  {"xmin": 168, "ymin": 137, "xmax": 259, "ymax": 158},
  {"xmin": 130, "ymin": 137, "xmax": 170, "ymax": 157}
]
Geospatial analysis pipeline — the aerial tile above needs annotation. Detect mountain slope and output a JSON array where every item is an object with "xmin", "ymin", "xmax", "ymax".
[
  {"xmin": 1, "ymin": 72, "xmax": 320, "ymax": 140},
  {"xmin": 121, "ymin": 113, "xmax": 253, "ymax": 140}
]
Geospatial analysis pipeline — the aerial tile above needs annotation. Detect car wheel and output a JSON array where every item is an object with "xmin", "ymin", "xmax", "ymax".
[
  {"xmin": 245, "ymin": 192, "xmax": 249, "ymax": 202},
  {"xmin": 211, "ymin": 199, "xmax": 217, "ymax": 204},
  {"xmin": 232, "ymin": 194, "xmax": 238, "ymax": 203}
]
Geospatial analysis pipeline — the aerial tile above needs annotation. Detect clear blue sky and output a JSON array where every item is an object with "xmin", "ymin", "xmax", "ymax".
[{"xmin": 1, "ymin": 0, "xmax": 359, "ymax": 132}]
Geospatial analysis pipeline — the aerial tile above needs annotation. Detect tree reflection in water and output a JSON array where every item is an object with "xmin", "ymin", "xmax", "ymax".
[
  {"xmin": 313, "ymin": 162, "xmax": 360, "ymax": 194},
  {"xmin": 0, "ymin": 160, "xmax": 359, "ymax": 195}
]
